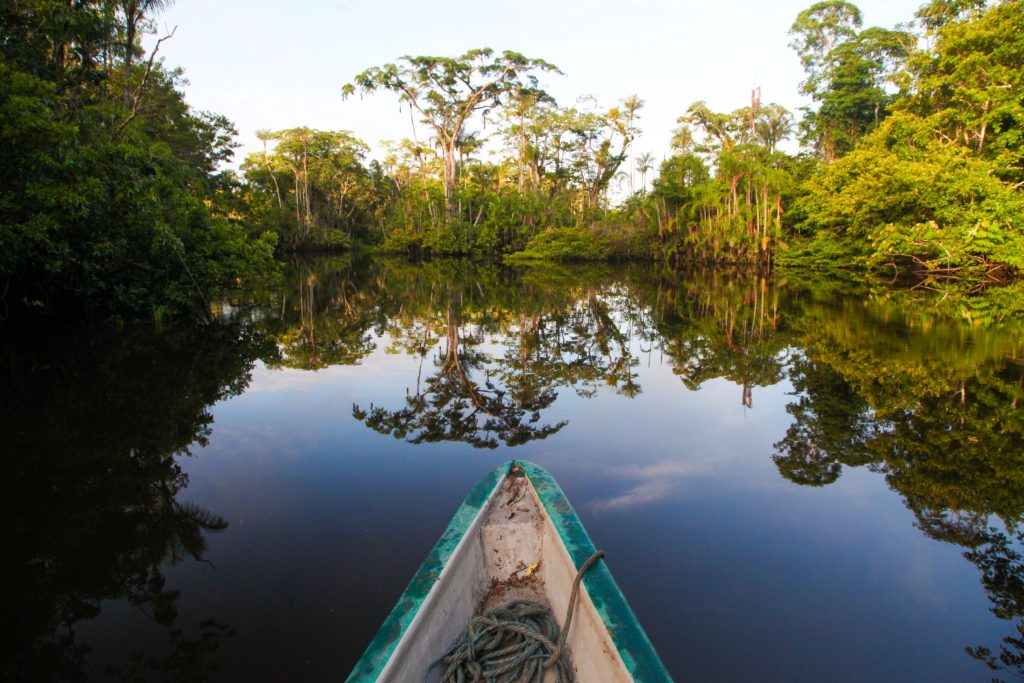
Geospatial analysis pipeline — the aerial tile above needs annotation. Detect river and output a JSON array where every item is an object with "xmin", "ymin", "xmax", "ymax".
[{"xmin": 4, "ymin": 256, "xmax": 1024, "ymax": 681}]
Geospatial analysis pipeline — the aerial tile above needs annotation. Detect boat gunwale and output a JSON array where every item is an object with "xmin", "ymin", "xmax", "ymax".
[
  {"xmin": 345, "ymin": 461, "xmax": 673, "ymax": 682},
  {"xmin": 522, "ymin": 461, "xmax": 672, "ymax": 682},
  {"xmin": 344, "ymin": 466, "xmax": 504, "ymax": 682}
]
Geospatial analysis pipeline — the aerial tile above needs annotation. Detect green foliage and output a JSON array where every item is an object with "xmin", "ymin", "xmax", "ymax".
[
  {"xmin": 0, "ymin": 1, "xmax": 278, "ymax": 322},
  {"xmin": 789, "ymin": 1, "xmax": 1024, "ymax": 276},
  {"xmin": 775, "ymin": 232, "xmax": 872, "ymax": 271},
  {"xmin": 798, "ymin": 112, "xmax": 1024, "ymax": 272},
  {"xmin": 506, "ymin": 227, "xmax": 611, "ymax": 262},
  {"xmin": 790, "ymin": 1, "xmax": 910, "ymax": 159},
  {"xmin": 281, "ymin": 2, "xmax": 1022, "ymax": 278},
  {"xmin": 8, "ymin": 4, "xmax": 1022, "ymax": 302},
  {"xmin": 240, "ymin": 128, "xmax": 377, "ymax": 250},
  {"xmin": 650, "ymin": 99, "xmax": 796, "ymax": 264},
  {"xmin": 345, "ymin": 49, "xmax": 561, "ymax": 215},
  {"xmin": 905, "ymin": 0, "xmax": 1024, "ymax": 183}
]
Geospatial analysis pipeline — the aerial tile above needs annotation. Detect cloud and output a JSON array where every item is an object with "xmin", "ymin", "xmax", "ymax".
[{"xmin": 591, "ymin": 460, "xmax": 712, "ymax": 511}]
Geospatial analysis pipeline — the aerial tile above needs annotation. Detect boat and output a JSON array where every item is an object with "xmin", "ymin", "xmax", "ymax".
[{"xmin": 346, "ymin": 461, "xmax": 673, "ymax": 682}]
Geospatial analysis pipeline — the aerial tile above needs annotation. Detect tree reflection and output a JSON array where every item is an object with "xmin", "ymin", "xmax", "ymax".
[
  {"xmin": 965, "ymin": 526, "xmax": 1024, "ymax": 677},
  {"xmin": 355, "ymin": 293, "xmax": 566, "ymax": 448},
  {"xmin": 0, "ymin": 321, "xmax": 271, "ymax": 681},
  {"xmin": 337, "ymin": 261, "xmax": 650, "ymax": 448},
  {"xmin": 644, "ymin": 271, "xmax": 787, "ymax": 406},
  {"xmin": 260, "ymin": 256, "xmax": 380, "ymax": 370},
  {"xmin": 264, "ymin": 260, "xmax": 804, "ymax": 449},
  {"xmin": 773, "ymin": 356, "xmax": 875, "ymax": 486},
  {"xmin": 772, "ymin": 292, "xmax": 1024, "ymax": 680},
  {"xmin": 245, "ymin": 256, "xmax": 1024, "ymax": 678}
]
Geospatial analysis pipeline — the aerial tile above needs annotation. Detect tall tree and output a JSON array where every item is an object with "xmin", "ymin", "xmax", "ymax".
[
  {"xmin": 789, "ymin": 0, "xmax": 864, "ymax": 98},
  {"xmin": 635, "ymin": 152, "xmax": 655, "ymax": 195},
  {"xmin": 115, "ymin": 0, "xmax": 175, "ymax": 105},
  {"xmin": 344, "ymin": 49, "xmax": 560, "ymax": 217},
  {"xmin": 790, "ymin": 1, "xmax": 909, "ymax": 159},
  {"xmin": 0, "ymin": 0, "xmax": 276, "ymax": 321},
  {"xmin": 904, "ymin": 0, "xmax": 1024, "ymax": 180}
]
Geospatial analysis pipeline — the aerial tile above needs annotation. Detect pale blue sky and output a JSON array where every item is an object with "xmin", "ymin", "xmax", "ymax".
[{"xmin": 150, "ymin": 0, "xmax": 925, "ymax": 170}]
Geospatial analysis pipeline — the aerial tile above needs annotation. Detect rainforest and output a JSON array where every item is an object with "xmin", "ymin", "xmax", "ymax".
[
  {"xmin": 3, "ymin": 1, "xmax": 1024, "ymax": 682},
  {"xmin": 2, "ymin": 0, "xmax": 1023, "ymax": 324}
]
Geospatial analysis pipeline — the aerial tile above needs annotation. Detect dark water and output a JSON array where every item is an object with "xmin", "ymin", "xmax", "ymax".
[{"xmin": 4, "ymin": 257, "xmax": 1024, "ymax": 682}]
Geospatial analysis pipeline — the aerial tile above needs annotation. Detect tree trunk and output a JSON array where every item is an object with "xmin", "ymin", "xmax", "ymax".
[
  {"xmin": 442, "ymin": 139, "xmax": 457, "ymax": 219},
  {"xmin": 123, "ymin": 3, "xmax": 139, "ymax": 107}
]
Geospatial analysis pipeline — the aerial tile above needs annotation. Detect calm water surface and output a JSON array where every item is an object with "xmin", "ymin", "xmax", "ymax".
[{"xmin": 4, "ymin": 258, "xmax": 1024, "ymax": 682}]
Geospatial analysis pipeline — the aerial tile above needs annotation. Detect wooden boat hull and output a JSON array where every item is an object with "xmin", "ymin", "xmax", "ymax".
[{"xmin": 346, "ymin": 461, "xmax": 672, "ymax": 682}]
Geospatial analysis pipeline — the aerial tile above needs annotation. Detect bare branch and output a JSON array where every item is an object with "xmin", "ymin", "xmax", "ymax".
[{"xmin": 111, "ymin": 25, "xmax": 177, "ymax": 141}]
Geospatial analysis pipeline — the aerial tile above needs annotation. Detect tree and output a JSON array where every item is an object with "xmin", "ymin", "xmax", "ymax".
[
  {"xmin": 817, "ymin": 27, "xmax": 910, "ymax": 156},
  {"xmin": 796, "ymin": 111, "xmax": 1024, "ymax": 274},
  {"xmin": 635, "ymin": 152, "xmax": 655, "ymax": 195},
  {"xmin": 654, "ymin": 99, "xmax": 795, "ymax": 263},
  {"xmin": 114, "ymin": 0, "xmax": 176, "ymax": 105},
  {"xmin": 254, "ymin": 128, "xmax": 283, "ymax": 209},
  {"xmin": 903, "ymin": 0, "xmax": 1024, "ymax": 183},
  {"xmin": 344, "ymin": 49, "xmax": 560, "ymax": 217},
  {"xmin": 915, "ymin": 0, "xmax": 987, "ymax": 31},
  {"xmin": 756, "ymin": 103, "xmax": 795, "ymax": 153},
  {"xmin": 790, "ymin": 1, "xmax": 910, "ymax": 159},
  {"xmin": 501, "ymin": 86, "xmax": 558, "ymax": 194},
  {"xmin": 241, "ymin": 128, "xmax": 375, "ymax": 249},
  {"xmin": 0, "ymin": 0, "xmax": 277, "ymax": 322},
  {"xmin": 789, "ymin": 0, "xmax": 864, "ymax": 98},
  {"xmin": 545, "ymin": 96, "xmax": 644, "ymax": 210}
]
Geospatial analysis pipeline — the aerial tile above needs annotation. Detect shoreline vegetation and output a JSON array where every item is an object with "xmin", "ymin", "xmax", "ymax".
[{"xmin": 1, "ymin": 0, "xmax": 1022, "ymax": 325}]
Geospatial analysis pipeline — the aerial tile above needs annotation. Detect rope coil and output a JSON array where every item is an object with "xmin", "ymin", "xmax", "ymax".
[{"xmin": 426, "ymin": 550, "xmax": 606, "ymax": 683}]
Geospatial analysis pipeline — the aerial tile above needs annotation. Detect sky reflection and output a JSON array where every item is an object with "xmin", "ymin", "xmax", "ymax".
[{"xmin": 7, "ymin": 258, "xmax": 1024, "ymax": 682}]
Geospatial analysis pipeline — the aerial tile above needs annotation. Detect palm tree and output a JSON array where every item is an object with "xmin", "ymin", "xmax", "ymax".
[
  {"xmin": 635, "ymin": 152, "xmax": 655, "ymax": 195},
  {"xmin": 756, "ymin": 104, "xmax": 794, "ymax": 154}
]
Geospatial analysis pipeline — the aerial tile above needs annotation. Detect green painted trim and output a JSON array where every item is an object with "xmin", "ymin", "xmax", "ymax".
[
  {"xmin": 345, "ymin": 465, "xmax": 504, "ymax": 683},
  {"xmin": 346, "ymin": 461, "xmax": 673, "ymax": 682},
  {"xmin": 522, "ymin": 461, "xmax": 674, "ymax": 683}
]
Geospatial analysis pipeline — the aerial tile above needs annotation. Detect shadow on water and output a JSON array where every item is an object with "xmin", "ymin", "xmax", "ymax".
[
  {"xmin": 5, "ymin": 255, "xmax": 1024, "ymax": 680},
  {"xmin": 0, "ymin": 321, "xmax": 274, "ymax": 682}
]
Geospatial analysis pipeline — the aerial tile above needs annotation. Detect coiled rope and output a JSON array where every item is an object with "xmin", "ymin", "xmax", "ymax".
[{"xmin": 425, "ymin": 550, "xmax": 606, "ymax": 683}]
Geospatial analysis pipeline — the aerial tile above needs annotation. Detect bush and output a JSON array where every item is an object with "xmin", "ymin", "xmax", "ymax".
[
  {"xmin": 796, "ymin": 113, "xmax": 1024, "ymax": 273},
  {"xmin": 505, "ymin": 227, "xmax": 611, "ymax": 262}
]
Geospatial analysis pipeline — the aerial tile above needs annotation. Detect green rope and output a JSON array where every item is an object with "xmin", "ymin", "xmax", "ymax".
[{"xmin": 425, "ymin": 550, "xmax": 606, "ymax": 683}]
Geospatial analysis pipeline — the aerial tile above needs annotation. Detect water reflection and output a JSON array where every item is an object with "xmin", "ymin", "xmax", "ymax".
[
  {"xmin": 255, "ymin": 256, "xmax": 1024, "ymax": 679},
  {"xmin": 0, "ymin": 322, "xmax": 272, "ymax": 681},
  {"xmin": 350, "ymin": 277, "xmax": 653, "ymax": 446},
  {"xmin": 5, "ymin": 256, "xmax": 1024, "ymax": 680},
  {"xmin": 770, "ymin": 295, "xmax": 1024, "ymax": 679},
  {"xmin": 353, "ymin": 292, "xmax": 569, "ymax": 448}
]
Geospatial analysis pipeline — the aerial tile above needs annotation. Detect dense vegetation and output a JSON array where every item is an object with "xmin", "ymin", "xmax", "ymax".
[
  {"xmin": 1, "ymin": 0, "xmax": 1021, "ymax": 323},
  {"xmin": 235, "ymin": 0, "xmax": 1023, "ymax": 277},
  {"xmin": 0, "ymin": 0, "xmax": 277, "ymax": 322}
]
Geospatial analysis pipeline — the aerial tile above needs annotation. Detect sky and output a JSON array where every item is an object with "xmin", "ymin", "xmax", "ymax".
[{"xmin": 147, "ymin": 0, "xmax": 926, "ymax": 171}]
